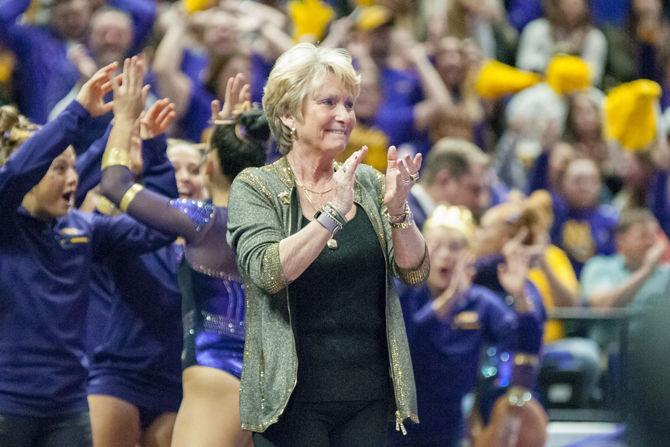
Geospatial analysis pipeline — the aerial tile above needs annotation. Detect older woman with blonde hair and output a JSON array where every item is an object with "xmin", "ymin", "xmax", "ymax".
[{"xmin": 227, "ymin": 43, "xmax": 429, "ymax": 446}]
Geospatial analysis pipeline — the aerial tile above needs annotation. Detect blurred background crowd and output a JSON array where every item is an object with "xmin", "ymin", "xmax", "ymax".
[{"xmin": 2, "ymin": 0, "xmax": 670, "ymax": 446}]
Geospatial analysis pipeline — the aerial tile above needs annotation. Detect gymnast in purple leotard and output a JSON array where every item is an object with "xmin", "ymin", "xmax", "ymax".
[{"xmin": 100, "ymin": 59, "xmax": 266, "ymax": 447}]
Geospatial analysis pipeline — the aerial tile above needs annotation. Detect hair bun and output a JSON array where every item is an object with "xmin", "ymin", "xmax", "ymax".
[{"xmin": 239, "ymin": 109, "xmax": 271, "ymax": 143}]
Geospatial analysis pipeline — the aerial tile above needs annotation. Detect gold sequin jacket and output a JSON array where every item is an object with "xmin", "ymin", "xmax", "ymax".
[{"xmin": 227, "ymin": 156, "xmax": 429, "ymax": 433}]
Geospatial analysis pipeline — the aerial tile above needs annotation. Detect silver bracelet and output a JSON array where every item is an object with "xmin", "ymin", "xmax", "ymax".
[{"xmin": 323, "ymin": 202, "xmax": 346, "ymax": 226}]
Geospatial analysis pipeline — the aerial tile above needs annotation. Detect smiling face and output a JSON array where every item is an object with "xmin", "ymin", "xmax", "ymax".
[
  {"xmin": 288, "ymin": 74, "xmax": 357, "ymax": 156},
  {"xmin": 426, "ymin": 225, "xmax": 471, "ymax": 294},
  {"xmin": 22, "ymin": 147, "xmax": 78, "ymax": 219},
  {"xmin": 168, "ymin": 144, "xmax": 206, "ymax": 200}
]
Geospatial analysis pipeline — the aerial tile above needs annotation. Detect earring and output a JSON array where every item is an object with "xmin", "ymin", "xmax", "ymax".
[{"xmin": 290, "ymin": 127, "xmax": 296, "ymax": 138}]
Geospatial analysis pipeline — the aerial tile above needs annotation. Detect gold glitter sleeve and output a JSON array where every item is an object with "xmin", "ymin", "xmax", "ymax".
[
  {"xmin": 260, "ymin": 242, "xmax": 288, "ymax": 294},
  {"xmin": 394, "ymin": 241, "xmax": 430, "ymax": 286},
  {"xmin": 227, "ymin": 168, "xmax": 289, "ymax": 295}
]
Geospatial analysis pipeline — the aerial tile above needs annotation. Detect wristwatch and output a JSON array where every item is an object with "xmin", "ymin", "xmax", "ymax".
[{"xmin": 314, "ymin": 209, "xmax": 343, "ymax": 236}]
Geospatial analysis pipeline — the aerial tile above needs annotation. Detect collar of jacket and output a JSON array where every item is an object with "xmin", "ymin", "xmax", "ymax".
[{"xmin": 272, "ymin": 156, "xmax": 365, "ymax": 205}]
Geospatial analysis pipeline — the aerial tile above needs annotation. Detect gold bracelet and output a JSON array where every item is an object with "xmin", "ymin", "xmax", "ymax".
[
  {"xmin": 389, "ymin": 206, "xmax": 415, "ymax": 230},
  {"xmin": 387, "ymin": 202, "xmax": 409, "ymax": 224},
  {"xmin": 514, "ymin": 353, "xmax": 539, "ymax": 367},
  {"xmin": 119, "ymin": 183, "xmax": 143, "ymax": 212},
  {"xmin": 101, "ymin": 147, "xmax": 132, "ymax": 170},
  {"xmin": 95, "ymin": 196, "xmax": 120, "ymax": 216}
]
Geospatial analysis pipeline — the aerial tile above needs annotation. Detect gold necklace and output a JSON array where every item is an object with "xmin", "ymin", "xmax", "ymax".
[
  {"xmin": 300, "ymin": 184, "xmax": 333, "ymax": 195},
  {"xmin": 299, "ymin": 185, "xmax": 323, "ymax": 212},
  {"xmin": 296, "ymin": 183, "xmax": 339, "ymax": 250}
]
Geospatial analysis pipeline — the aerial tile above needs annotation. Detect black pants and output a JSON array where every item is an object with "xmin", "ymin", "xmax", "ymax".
[
  {"xmin": 0, "ymin": 412, "xmax": 91, "ymax": 447},
  {"xmin": 255, "ymin": 399, "xmax": 391, "ymax": 447}
]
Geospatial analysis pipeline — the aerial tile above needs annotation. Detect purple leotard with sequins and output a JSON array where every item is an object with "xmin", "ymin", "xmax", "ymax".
[
  {"xmin": 101, "ymin": 161, "xmax": 249, "ymax": 379},
  {"xmin": 169, "ymin": 202, "xmax": 246, "ymax": 378}
]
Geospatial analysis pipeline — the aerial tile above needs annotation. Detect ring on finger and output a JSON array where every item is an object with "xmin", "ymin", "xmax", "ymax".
[{"xmin": 409, "ymin": 172, "xmax": 420, "ymax": 182}]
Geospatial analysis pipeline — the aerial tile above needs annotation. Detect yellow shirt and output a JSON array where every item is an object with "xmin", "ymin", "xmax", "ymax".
[{"xmin": 528, "ymin": 245, "xmax": 579, "ymax": 343}]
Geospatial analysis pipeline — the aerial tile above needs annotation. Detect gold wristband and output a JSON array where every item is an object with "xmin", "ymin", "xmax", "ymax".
[
  {"xmin": 389, "ymin": 207, "xmax": 415, "ymax": 230},
  {"xmin": 95, "ymin": 195, "xmax": 120, "ymax": 216},
  {"xmin": 101, "ymin": 146, "xmax": 132, "ymax": 170},
  {"xmin": 119, "ymin": 183, "xmax": 143, "ymax": 212},
  {"xmin": 387, "ymin": 202, "xmax": 410, "ymax": 224},
  {"xmin": 514, "ymin": 353, "xmax": 539, "ymax": 367}
]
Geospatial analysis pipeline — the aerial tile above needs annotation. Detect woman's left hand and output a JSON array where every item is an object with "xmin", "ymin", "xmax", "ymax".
[{"xmin": 384, "ymin": 146, "xmax": 422, "ymax": 215}]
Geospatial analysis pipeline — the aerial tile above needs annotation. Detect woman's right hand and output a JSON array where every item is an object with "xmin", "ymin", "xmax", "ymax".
[
  {"xmin": 329, "ymin": 146, "xmax": 367, "ymax": 216},
  {"xmin": 112, "ymin": 56, "xmax": 149, "ymax": 124}
]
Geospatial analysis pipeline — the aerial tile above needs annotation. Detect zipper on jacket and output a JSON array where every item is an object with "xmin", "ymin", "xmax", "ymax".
[
  {"xmin": 271, "ymin": 185, "xmax": 298, "ymax": 427},
  {"xmin": 359, "ymin": 201, "xmax": 406, "ymax": 433},
  {"xmin": 395, "ymin": 410, "xmax": 407, "ymax": 435}
]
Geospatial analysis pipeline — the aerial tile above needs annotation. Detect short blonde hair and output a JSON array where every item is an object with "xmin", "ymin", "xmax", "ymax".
[{"xmin": 262, "ymin": 43, "xmax": 360, "ymax": 154}]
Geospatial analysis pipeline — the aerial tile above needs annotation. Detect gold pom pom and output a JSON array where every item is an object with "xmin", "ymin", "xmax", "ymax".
[
  {"xmin": 354, "ymin": 5, "xmax": 393, "ymax": 31},
  {"xmin": 288, "ymin": 0, "xmax": 335, "ymax": 42},
  {"xmin": 474, "ymin": 60, "xmax": 542, "ymax": 100},
  {"xmin": 183, "ymin": 0, "xmax": 216, "ymax": 14},
  {"xmin": 545, "ymin": 55, "xmax": 591, "ymax": 95},
  {"xmin": 604, "ymin": 79, "xmax": 661, "ymax": 152}
]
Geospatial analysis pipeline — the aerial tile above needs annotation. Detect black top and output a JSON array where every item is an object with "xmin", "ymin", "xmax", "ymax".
[{"xmin": 291, "ymin": 205, "xmax": 390, "ymax": 402}]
